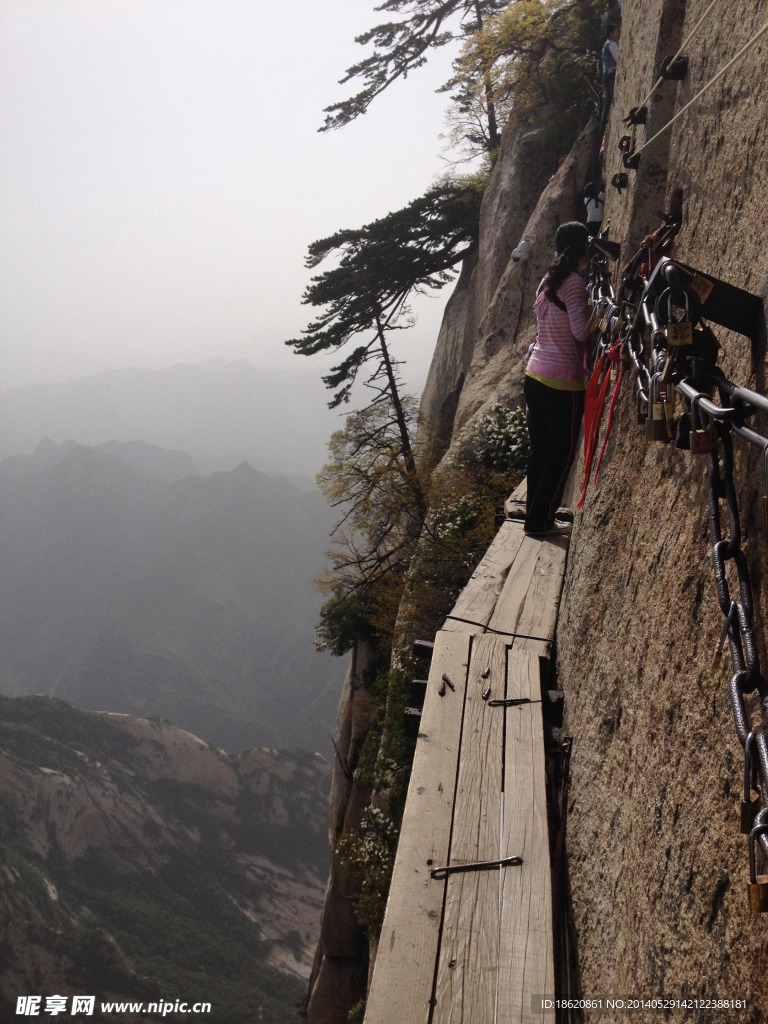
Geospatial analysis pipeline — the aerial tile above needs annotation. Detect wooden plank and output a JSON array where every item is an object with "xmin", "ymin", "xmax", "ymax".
[
  {"xmin": 364, "ymin": 630, "xmax": 472, "ymax": 1024},
  {"xmin": 442, "ymin": 521, "xmax": 526, "ymax": 634},
  {"xmin": 487, "ymin": 532, "xmax": 569, "ymax": 645},
  {"xmin": 504, "ymin": 478, "xmax": 573, "ymax": 525},
  {"xmin": 504, "ymin": 478, "xmax": 528, "ymax": 520},
  {"xmin": 498, "ymin": 649, "xmax": 554, "ymax": 1022},
  {"xmin": 432, "ymin": 634, "xmax": 509, "ymax": 1024}
]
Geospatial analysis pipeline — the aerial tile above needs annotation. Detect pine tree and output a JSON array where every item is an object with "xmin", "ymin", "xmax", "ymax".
[
  {"xmin": 321, "ymin": 0, "xmax": 508, "ymax": 149},
  {"xmin": 286, "ymin": 177, "xmax": 483, "ymax": 517}
]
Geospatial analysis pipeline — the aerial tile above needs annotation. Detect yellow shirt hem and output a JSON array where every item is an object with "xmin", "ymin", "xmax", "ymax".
[{"xmin": 525, "ymin": 371, "xmax": 586, "ymax": 392}]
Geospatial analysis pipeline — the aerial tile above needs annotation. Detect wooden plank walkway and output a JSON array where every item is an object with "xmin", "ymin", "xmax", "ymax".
[{"xmin": 365, "ymin": 480, "xmax": 569, "ymax": 1024}]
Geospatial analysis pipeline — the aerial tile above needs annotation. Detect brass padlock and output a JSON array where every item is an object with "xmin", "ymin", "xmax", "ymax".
[
  {"xmin": 742, "ymin": 732, "xmax": 763, "ymax": 833},
  {"xmin": 646, "ymin": 419, "xmax": 669, "ymax": 441},
  {"xmin": 665, "ymin": 291, "xmax": 694, "ymax": 347},
  {"xmin": 689, "ymin": 397, "xmax": 718, "ymax": 455},
  {"xmin": 645, "ymin": 376, "xmax": 670, "ymax": 442},
  {"xmin": 667, "ymin": 321, "xmax": 693, "ymax": 347},
  {"xmin": 747, "ymin": 824, "xmax": 768, "ymax": 913}
]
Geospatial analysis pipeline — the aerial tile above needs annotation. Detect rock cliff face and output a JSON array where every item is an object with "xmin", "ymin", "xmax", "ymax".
[
  {"xmin": 313, "ymin": 1, "xmax": 768, "ymax": 1019},
  {"xmin": 557, "ymin": 0, "xmax": 768, "ymax": 1011}
]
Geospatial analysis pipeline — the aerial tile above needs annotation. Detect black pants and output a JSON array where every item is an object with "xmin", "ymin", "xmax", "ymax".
[
  {"xmin": 524, "ymin": 375, "xmax": 585, "ymax": 532},
  {"xmin": 600, "ymin": 70, "xmax": 615, "ymax": 135}
]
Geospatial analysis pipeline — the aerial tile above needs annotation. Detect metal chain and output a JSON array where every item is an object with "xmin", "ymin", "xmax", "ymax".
[{"xmin": 586, "ymin": 247, "xmax": 768, "ymax": 857}]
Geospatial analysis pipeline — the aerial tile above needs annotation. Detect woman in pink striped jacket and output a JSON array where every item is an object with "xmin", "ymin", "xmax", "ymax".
[{"xmin": 524, "ymin": 221, "xmax": 591, "ymax": 536}]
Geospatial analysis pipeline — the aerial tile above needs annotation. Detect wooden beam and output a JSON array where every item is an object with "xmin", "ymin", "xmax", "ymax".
[
  {"xmin": 432, "ymin": 634, "xmax": 509, "ymax": 1024},
  {"xmin": 504, "ymin": 478, "xmax": 527, "ymax": 520},
  {"xmin": 364, "ymin": 630, "xmax": 472, "ymax": 1024},
  {"xmin": 487, "ymin": 530, "xmax": 569, "ymax": 648},
  {"xmin": 498, "ymin": 649, "xmax": 554, "ymax": 1022},
  {"xmin": 443, "ymin": 523, "xmax": 527, "ymax": 635}
]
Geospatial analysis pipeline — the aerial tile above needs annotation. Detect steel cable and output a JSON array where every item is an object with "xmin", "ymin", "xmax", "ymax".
[
  {"xmin": 636, "ymin": 0, "xmax": 722, "ymax": 111},
  {"xmin": 632, "ymin": 15, "xmax": 768, "ymax": 158}
]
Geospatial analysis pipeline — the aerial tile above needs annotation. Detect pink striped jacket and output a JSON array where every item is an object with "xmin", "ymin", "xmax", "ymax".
[{"xmin": 527, "ymin": 272, "xmax": 590, "ymax": 387}]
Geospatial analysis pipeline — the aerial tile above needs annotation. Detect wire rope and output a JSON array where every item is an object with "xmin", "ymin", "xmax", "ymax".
[
  {"xmin": 636, "ymin": 0, "xmax": 721, "ymax": 110},
  {"xmin": 633, "ymin": 14, "xmax": 768, "ymax": 157}
]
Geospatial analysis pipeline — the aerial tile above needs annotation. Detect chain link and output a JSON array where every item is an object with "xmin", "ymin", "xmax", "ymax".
[{"xmin": 586, "ymin": 246, "xmax": 768, "ymax": 857}]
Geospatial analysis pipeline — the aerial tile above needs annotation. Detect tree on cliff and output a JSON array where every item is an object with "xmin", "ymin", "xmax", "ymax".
[
  {"xmin": 450, "ymin": 0, "xmax": 602, "ymax": 146},
  {"xmin": 286, "ymin": 177, "xmax": 483, "ymax": 521},
  {"xmin": 314, "ymin": 398, "xmax": 427, "ymax": 655},
  {"xmin": 321, "ymin": 0, "xmax": 508, "ymax": 152}
]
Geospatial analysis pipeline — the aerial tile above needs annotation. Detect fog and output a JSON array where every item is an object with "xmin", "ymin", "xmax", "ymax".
[{"xmin": 0, "ymin": 0, "xmax": 465, "ymax": 396}]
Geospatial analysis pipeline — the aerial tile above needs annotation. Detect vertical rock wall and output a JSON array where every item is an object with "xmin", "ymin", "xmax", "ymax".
[
  {"xmin": 557, "ymin": 0, "xmax": 768, "ymax": 1013},
  {"xmin": 307, "ymin": 642, "xmax": 378, "ymax": 1023},
  {"xmin": 418, "ymin": 121, "xmax": 562, "ymax": 451}
]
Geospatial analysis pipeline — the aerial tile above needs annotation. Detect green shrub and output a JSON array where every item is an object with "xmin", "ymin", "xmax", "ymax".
[
  {"xmin": 457, "ymin": 402, "xmax": 529, "ymax": 476},
  {"xmin": 336, "ymin": 808, "xmax": 399, "ymax": 939}
]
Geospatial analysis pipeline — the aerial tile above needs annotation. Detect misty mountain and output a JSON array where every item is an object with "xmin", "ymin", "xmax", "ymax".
[
  {"xmin": 0, "ymin": 696, "xmax": 329, "ymax": 1022},
  {"xmin": 0, "ymin": 360, "xmax": 340, "ymax": 478},
  {"xmin": 0, "ymin": 441, "xmax": 343, "ymax": 754},
  {"xmin": 0, "ymin": 437, "xmax": 201, "ymax": 482}
]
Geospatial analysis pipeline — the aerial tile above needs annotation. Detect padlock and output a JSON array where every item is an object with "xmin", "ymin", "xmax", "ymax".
[
  {"xmin": 645, "ymin": 376, "xmax": 670, "ymax": 442},
  {"xmin": 689, "ymin": 397, "xmax": 718, "ymax": 455},
  {"xmin": 747, "ymin": 824, "xmax": 768, "ymax": 913},
  {"xmin": 646, "ymin": 418, "xmax": 669, "ymax": 442},
  {"xmin": 667, "ymin": 321, "xmax": 693, "ymax": 347},
  {"xmin": 664, "ymin": 289, "xmax": 692, "ymax": 346},
  {"xmin": 664, "ymin": 384, "xmax": 675, "ymax": 418},
  {"xmin": 741, "ymin": 732, "xmax": 762, "ymax": 834},
  {"xmin": 674, "ymin": 411, "xmax": 691, "ymax": 450}
]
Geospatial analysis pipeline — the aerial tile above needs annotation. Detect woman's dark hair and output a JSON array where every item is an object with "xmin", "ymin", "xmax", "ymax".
[{"xmin": 543, "ymin": 221, "xmax": 590, "ymax": 307}]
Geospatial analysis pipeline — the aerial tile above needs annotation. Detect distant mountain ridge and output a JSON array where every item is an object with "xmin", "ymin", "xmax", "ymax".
[
  {"xmin": 0, "ymin": 440, "xmax": 342, "ymax": 754},
  {"xmin": 0, "ymin": 437, "xmax": 200, "ymax": 481},
  {"xmin": 0, "ymin": 360, "xmax": 339, "ymax": 478},
  {"xmin": 0, "ymin": 695, "xmax": 329, "ymax": 1022}
]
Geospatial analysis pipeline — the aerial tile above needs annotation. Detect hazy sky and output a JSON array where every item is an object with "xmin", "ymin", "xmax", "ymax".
[{"xmin": 0, "ymin": 0, "xmax": 468, "ymax": 394}]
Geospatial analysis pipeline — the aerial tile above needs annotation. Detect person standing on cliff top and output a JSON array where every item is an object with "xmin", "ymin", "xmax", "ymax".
[{"xmin": 524, "ymin": 222, "xmax": 591, "ymax": 537}]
